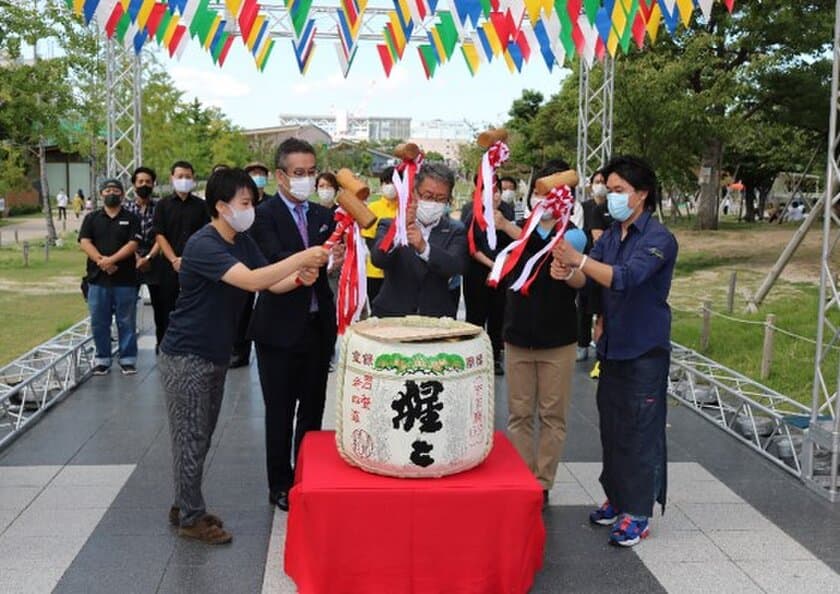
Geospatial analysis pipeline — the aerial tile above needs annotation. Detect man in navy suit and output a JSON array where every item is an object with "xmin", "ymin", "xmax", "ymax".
[
  {"xmin": 371, "ymin": 162, "xmax": 468, "ymax": 318},
  {"xmin": 248, "ymin": 138, "xmax": 338, "ymax": 512}
]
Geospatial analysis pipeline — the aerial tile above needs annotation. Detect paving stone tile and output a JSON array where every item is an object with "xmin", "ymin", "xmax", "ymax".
[
  {"xmin": 0, "ymin": 465, "xmax": 61, "ymax": 487},
  {"xmin": 0, "ymin": 509, "xmax": 19, "ymax": 533},
  {"xmin": 3, "ymin": 507, "xmax": 109, "ymax": 538},
  {"xmin": 667, "ymin": 479, "xmax": 744, "ymax": 504},
  {"xmin": 170, "ymin": 531, "xmax": 269, "ymax": 566},
  {"xmin": 51, "ymin": 464, "xmax": 134, "ymax": 486},
  {"xmin": 532, "ymin": 559, "xmax": 665, "ymax": 594},
  {"xmin": 634, "ymin": 530, "xmax": 728, "ymax": 563},
  {"xmin": 737, "ymin": 559, "xmax": 840, "ymax": 593},
  {"xmin": 709, "ymin": 529, "xmax": 822, "ymax": 561},
  {"xmin": 0, "ymin": 566, "xmax": 68, "ymax": 594},
  {"xmin": 70, "ymin": 534, "xmax": 173, "ymax": 569},
  {"xmin": 0, "ymin": 534, "xmax": 88, "ymax": 568},
  {"xmin": 641, "ymin": 560, "xmax": 763, "ymax": 593},
  {"xmin": 676, "ymin": 502, "xmax": 772, "ymax": 531},
  {"xmin": 0, "ymin": 486, "xmax": 42, "ymax": 510},
  {"xmin": 55, "ymin": 565, "xmax": 166, "ymax": 594},
  {"xmin": 547, "ymin": 481, "xmax": 598, "ymax": 506},
  {"xmin": 32, "ymin": 483, "xmax": 125, "ymax": 509},
  {"xmin": 158, "ymin": 562, "xmax": 265, "ymax": 594}
]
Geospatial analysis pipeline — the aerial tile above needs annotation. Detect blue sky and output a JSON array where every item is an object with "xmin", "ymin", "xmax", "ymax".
[{"xmin": 160, "ymin": 32, "xmax": 571, "ymax": 132}]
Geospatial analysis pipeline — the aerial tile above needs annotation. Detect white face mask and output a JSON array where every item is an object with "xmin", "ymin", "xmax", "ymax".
[
  {"xmin": 288, "ymin": 175, "xmax": 315, "ymax": 201},
  {"xmin": 221, "ymin": 204, "xmax": 255, "ymax": 233},
  {"xmin": 317, "ymin": 187, "xmax": 336, "ymax": 206},
  {"xmin": 530, "ymin": 195, "xmax": 554, "ymax": 221},
  {"xmin": 416, "ymin": 200, "xmax": 446, "ymax": 226},
  {"xmin": 501, "ymin": 189, "xmax": 516, "ymax": 204},
  {"xmin": 381, "ymin": 183, "xmax": 397, "ymax": 199},
  {"xmin": 591, "ymin": 182, "xmax": 608, "ymax": 198},
  {"xmin": 172, "ymin": 178, "xmax": 195, "ymax": 194}
]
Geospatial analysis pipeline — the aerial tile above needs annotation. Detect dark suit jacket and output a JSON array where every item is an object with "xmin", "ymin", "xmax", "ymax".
[
  {"xmin": 247, "ymin": 193, "xmax": 337, "ymax": 349},
  {"xmin": 370, "ymin": 216, "xmax": 468, "ymax": 318}
]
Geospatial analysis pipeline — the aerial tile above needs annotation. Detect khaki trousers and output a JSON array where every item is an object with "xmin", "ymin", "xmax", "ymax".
[{"xmin": 505, "ymin": 342, "xmax": 576, "ymax": 489}]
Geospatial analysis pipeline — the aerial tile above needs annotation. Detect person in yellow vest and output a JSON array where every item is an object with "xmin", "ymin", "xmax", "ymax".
[{"xmin": 361, "ymin": 166, "xmax": 397, "ymax": 304}]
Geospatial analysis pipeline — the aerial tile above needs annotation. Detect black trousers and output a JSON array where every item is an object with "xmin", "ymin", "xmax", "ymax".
[
  {"xmin": 255, "ymin": 317, "xmax": 331, "ymax": 494},
  {"xmin": 231, "ymin": 292, "xmax": 255, "ymax": 361},
  {"xmin": 367, "ymin": 277, "xmax": 384, "ymax": 306},
  {"xmin": 597, "ymin": 350, "xmax": 669, "ymax": 517},
  {"xmin": 576, "ymin": 289, "xmax": 592, "ymax": 348},
  {"xmin": 155, "ymin": 268, "xmax": 180, "ymax": 348},
  {"xmin": 463, "ymin": 269, "xmax": 505, "ymax": 357}
]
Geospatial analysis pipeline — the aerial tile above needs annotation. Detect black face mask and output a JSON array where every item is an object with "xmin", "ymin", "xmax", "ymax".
[
  {"xmin": 104, "ymin": 194, "xmax": 122, "ymax": 207},
  {"xmin": 135, "ymin": 185, "xmax": 153, "ymax": 199}
]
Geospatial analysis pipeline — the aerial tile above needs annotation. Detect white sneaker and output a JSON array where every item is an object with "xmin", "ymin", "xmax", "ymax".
[{"xmin": 576, "ymin": 347, "xmax": 589, "ymax": 362}]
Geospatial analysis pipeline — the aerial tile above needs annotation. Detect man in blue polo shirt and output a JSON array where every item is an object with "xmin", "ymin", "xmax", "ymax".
[{"xmin": 78, "ymin": 179, "xmax": 143, "ymax": 375}]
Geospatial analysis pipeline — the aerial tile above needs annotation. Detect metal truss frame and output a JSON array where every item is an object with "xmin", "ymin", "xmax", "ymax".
[
  {"xmin": 105, "ymin": 38, "xmax": 142, "ymax": 192},
  {"xmin": 576, "ymin": 56, "xmax": 614, "ymax": 197},
  {"xmin": 802, "ymin": 0, "xmax": 840, "ymax": 504},
  {"xmin": 0, "ymin": 319, "xmax": 97, "ymax": 451},
  {"xmin": 669, "ymin": 343, "xmax": 813, "ymax": 481}
]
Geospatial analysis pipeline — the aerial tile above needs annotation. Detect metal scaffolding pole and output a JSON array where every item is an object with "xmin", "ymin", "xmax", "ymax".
[
  {"xmin": 105, "ymin": 38, "xmax": 143, "ymax": 192},
  {"xmin": 575, "ymin": 56, "xmax": 614, "ymax": 197},
  {"xmin": 803, "ymin": 0, "xmax": 840, "ymax": 503}
]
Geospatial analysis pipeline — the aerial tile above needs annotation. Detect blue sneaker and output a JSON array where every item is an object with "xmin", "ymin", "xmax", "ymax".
[
  {"xmin": 609, "ymin": 514, "xmax": 650, "ymax": 547},
  {"xmin": 589, "ymin": 500, "xmax": 619, "ymax": 526}
]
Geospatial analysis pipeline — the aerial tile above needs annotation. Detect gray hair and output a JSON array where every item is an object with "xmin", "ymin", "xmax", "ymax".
[{"xmin": 415, "ymin": 162, "xmax": 455, "ymax": 197}]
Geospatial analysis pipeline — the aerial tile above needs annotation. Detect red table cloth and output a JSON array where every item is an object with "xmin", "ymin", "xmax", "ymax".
[{"xmin": 285, "ymin": 431, "xmax": 545, "ymax": 594}]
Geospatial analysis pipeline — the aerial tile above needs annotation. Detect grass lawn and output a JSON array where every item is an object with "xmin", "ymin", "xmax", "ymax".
[{"xmin": 0, "ymin": 240, "xmax": 88, "ymax": 367}]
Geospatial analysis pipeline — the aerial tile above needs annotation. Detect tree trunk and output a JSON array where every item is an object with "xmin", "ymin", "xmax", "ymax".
[
  {"xmin": 695, "ymin": 139, "xmax": 722, "ymax": 230},
  {"xmin": 743, "ymin": 186, "xmax": 756, "ymax": 222},
  {"xmin": 39, "ymin": 137, "xmax": 57, "ymax": 245},
  {"xmin": 757, "ymin": 188, "xmax": 769, "ymax": 220}
]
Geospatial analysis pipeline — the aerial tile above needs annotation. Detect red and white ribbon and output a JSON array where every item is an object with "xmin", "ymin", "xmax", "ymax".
[
  {"xmin": 487, "ymin": 184, "xmax": 575, "ymax": 295},
  {"xmin": 468, "ymin": 141, "xmax": 510, "ymax": 255},
  {"xmin": 379, "ymin": 151, "xmax": 424, "ymax": 252},
  {"xmin": 333, "ymin": 208, "xmax": 368, "ymax": 335}
]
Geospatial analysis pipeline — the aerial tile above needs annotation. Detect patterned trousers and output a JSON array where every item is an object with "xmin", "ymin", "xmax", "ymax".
[{"xmin": 159, "ymin": 352, "xmax": 227, "ymax": 527}]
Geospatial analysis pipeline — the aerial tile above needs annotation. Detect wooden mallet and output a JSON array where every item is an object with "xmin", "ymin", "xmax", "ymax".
[
  {"xmin": 393, "ymin": 142, "xmax": 421, "ymax": 161},
  {"xmin": 477, "ymin": 128, "xmax": 509, "ymax": 148},
  {"xmin": 535, "ymin": 170, "xmax": 580, "ymax": 195},
  {"xmin": 335, "ymin": 168, "xmax": 377, "ymax": 230}
]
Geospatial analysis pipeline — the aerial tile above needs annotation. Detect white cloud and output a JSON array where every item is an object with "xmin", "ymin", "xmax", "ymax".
[{"xmin": 169, "ymin": 65, "xmax": 252, "ymax": 99}]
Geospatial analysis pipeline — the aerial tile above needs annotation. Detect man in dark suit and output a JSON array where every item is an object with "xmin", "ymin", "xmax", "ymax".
[
  {"xmin": 248, "ymin": 138, "xmax": 338, "ymax": 512},
  {"xmin": 371, "ymin": 162, "xmax": 468, "ymax": 318}
]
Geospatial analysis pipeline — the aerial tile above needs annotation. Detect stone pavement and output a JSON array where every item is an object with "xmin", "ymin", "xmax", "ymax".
[{"xmin": 1, "ymin": 305, "xmax": 839, "ymax": 593}]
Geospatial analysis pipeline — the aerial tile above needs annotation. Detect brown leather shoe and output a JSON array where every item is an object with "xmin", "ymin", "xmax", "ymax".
[
  {"xmin": 169, "ymin": 506, "xmax": 223, "ymax": 528},
  {"xmin": 178, "ymin": 515, "xmax": 233, "ymax": 545}
]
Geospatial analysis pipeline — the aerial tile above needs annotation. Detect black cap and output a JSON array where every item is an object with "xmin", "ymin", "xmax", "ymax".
[{"xmin": 99, "ymin": 178, "xmax": 124, "ymax": 192}]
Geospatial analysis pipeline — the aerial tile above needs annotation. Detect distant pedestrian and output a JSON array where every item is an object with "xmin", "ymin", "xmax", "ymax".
[
  {"xmin": 72, "ymin": 190, "xmax": 84, "ymax": 219},
  {"xmin": 56, "ymin": 189, "xmax": 68, "ymax": 221}
]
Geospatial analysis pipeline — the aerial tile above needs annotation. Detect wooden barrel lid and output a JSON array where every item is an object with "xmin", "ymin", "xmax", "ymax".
[{"xmin": 352, "ymin": 316, "xmax": 482, "ymax": 343}]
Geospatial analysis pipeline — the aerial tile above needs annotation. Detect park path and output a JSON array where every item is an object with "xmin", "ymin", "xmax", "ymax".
[{"xmin": 0, "ymin": 215, "xmax": 84, "ymax": 245}]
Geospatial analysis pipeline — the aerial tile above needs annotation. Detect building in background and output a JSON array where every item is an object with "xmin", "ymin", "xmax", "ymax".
[{"xmin": 276, "ymin": 111, "xmax": 410, "ymax": 142}]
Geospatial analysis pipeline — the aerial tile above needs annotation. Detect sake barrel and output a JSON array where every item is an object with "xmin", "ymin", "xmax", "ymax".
[{"xmin": 336, "ymin": 316, "xmax": 494, "ymax": 478}]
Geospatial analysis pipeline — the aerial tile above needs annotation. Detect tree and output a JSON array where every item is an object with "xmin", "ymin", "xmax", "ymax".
[
  {"xmin": 425, "ymin": 150, "xmax": 445, "ymax": 162},
  {"xmin": 0, "ymin": 0, "xmax": 93, "ymax": 243}
]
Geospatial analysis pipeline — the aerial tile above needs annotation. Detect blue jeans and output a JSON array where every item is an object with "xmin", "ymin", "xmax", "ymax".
[{"xmin": 87, "ymin": 283, "xmax": 138, "ymax": 367}]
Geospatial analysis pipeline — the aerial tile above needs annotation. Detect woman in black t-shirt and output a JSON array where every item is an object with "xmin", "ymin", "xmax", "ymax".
[
  {"xmin": 158, "ymin": 168, "xmax": 328, "ymax": 545},
  {"xmin": 497, "ymin": 160, "xmax": 585, "ymax": 506}
]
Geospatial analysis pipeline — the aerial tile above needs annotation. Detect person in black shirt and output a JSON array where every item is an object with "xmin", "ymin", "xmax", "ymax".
[
  {"xmin": 152, "ymin": 160, "xmax": 209, "ymax": 350},
  {"xmin": 461, "ymin": 175, "xmax": 515, "ymax": 375},
  {"xmin": 245, "ymin": 161, "xmax": 270, "ymax": 205},
  {"xmin": 125, "ymin": 166, "xmax": 164, "ymax": 341},
  {"xmin": 502, "ymin": 159, "xmax": 585, "ymax": 505},
  {"xmin": 158, "ymin": 168, "xmax": 329, "ymax": 545},
  {"xmin": 577, "ymin": 170, "xmax": 608, "ymax": 362},
  {"xmin": 78, "ymin": 179, "xmax": 142, "ymax": 375}
]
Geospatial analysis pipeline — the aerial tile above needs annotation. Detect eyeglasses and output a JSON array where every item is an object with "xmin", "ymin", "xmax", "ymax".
[
  {"xmin": 285, "ymin": 168, "xmax": 318, "ymax": 177},
  {"xmin": 417, "ymin": 192, "xmax": 449, "ymax": 203}
]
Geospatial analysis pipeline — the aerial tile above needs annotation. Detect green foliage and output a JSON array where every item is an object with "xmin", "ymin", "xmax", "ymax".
[
  {"xmin": 502, "ymin": 1, "xmax": 833, "ymax": 219},
  {"xmin": 141, "ymin": 62, "xmax": 253, "ymax": 179}
]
